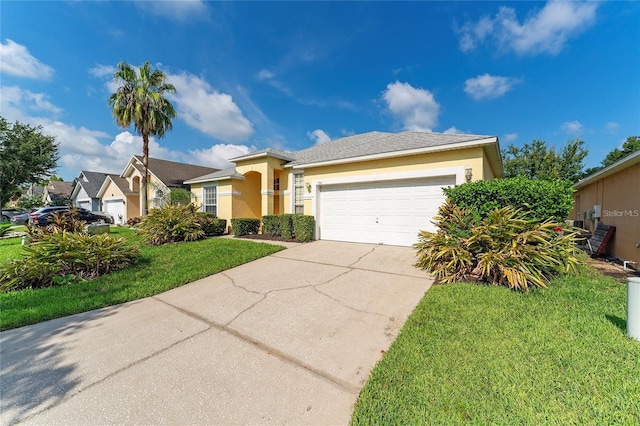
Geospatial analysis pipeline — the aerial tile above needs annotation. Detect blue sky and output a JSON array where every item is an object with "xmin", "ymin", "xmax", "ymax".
[{"xmin": 1, "ymin": 1, "xmax": 638, "ymax": 181}]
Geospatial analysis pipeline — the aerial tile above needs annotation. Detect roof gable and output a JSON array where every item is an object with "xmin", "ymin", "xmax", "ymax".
[
  {"xmin": 123, "ymin": 156, "xmax": 219, "ymax": 188},
  {"xmin": 575, "ymin": 150, "xmax": 640, "ymax": 189},
  {"xmin": 73, "ymin": 171, "xmax": 110, "ymax": 198}
]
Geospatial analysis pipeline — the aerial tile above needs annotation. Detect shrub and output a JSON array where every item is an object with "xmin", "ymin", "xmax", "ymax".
[
  {"xmin": 415, "ymin": 201, "xmax": 581, "ymax": 291},
  {"xmin": 231, "ymin": 218, "xmax": 260, "ymax": 236},
  {"xmin": 292, "ymin": 215, "xmax": 315, "ymax": 242},
  {"xmin": 0, "ymin": 223, "xmax": 11, "ymax": 237},
  {"xmin": 444, "ymin": 177, "xmax": 574, "ymax": 222},
  {"xmin": 279, "ymin": 214, "xmax": 295, "ymax": 239},
  {"xmin": 0, "ymin": 231, "xmax": 140, "ymax": 292},
  {"xmin": 262, "ymin": 215, "xmax": 281, "ymax": 236},
  {"xmin": 27, "ymin": 208, "xmax": 86, "ymax": 240},
  {"xmin": 169, "ymin": 188, "xmax": 193, "ymax": 206},
  {"xmin": 126, "ymin": 217, "xmax": 141, "ymax": 227},
  {"xmin": 197, "ymin": 212, "xmax": 226, "ymax": 236},
  {"xmin": 17, "ymin": 194, "xmax": 44, "ymax": 210},
  {"xmin": 137, "ymin": 204, "xmax": 205, "ymax": 245}
]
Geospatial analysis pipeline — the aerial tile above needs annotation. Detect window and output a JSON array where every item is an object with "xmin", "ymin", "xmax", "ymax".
[
  {"xmin": 152, "ymin": 189, "xmax": 165, "ymax": 208},
  {"xmin": 294, "ymin": 173, "xmax": 304, "ymax": 214},
  {"xmin": 273, "ymin": 177, "xmax": 280, "ymax": 191},
  {"xmin": 203, "ymin": 186, "xmax": 217, "ymax": 216}
]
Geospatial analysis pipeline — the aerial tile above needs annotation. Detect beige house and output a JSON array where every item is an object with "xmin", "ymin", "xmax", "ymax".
[
  {"xmin": 571, "ymin": 150, "xmax": 640, "ymax": 265},
  {"xmin": 186, "ymin": 131, "xmax": 503, "ymax": 246},
  {"xmin": 97, "ymin": 156, "xmax": 217, "ymax": 224}
]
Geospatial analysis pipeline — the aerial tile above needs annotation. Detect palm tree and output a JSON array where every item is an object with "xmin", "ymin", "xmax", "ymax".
[{"xmin": 108, "ymin": 61, "xmax": 176, "ymax": 216}]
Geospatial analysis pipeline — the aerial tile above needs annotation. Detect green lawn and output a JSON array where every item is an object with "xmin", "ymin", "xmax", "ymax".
[
  {"xmin": 0, "ymin": 227, "xmax": 284, "ymax": 331},
  {"xmin": 352, "ymin": 267, "xmax": 640, "ymax": 425}
]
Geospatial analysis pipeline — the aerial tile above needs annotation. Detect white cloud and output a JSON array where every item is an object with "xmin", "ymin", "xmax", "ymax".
[
  {"xmin": 187, "ymin": 144, "xmax": 252, "ymax": 170},
  {"xmin": 1, "ymin": 85, "xmax": 62, "ymax": 118},
  {"xmin": 167, "ymin": 72, "xmax": 254, "ymax": 143},
  {"xmin": 0, "ymin": 39, "xmax": 54, "ymax": 80},
  {"xmin": 504, "ymin": 133, "xmax": 518, "ymax": 142},
  {"xmin": 458, "ymin": 1, "xmax": 598, "ymax": 56},
  {"xmin": 135, "ymin": 0, "xmax": 209, "ymax": 22},
  {"xmin": 464, "ymin": 74, "xmax": 519, "ymax": 100},
  {"xmin": 89, "ymin": 64, "xmax": 114, "ymax": 78},
  {"xmin": 307, "ymin": 129, "xmax": 331, "ymax": 145},
  {"xmin": 561, "ymin": 120, "xmax": 583, "ymax": 134},
  {"xmin": 382, "ymin": 81, "xmax": 440, "ymax": 131},
  {"xmin": 443, "ymin": 126, "xmax": 463, "ymax": 135},
  {"xmin": 257, "ymin": 69, "xmax": 275, "ymax": 80},
  {"xmin": 606, "ymin": 122, "xmax": 619, "ymax": 133}
]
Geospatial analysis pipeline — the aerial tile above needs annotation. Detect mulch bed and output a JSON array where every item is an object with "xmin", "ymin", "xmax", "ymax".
[
  {"xmin": 586, "ymin": 257, "xmax": 639, "ymax": 282},
  {"xmin": 234, "ymin": 234, "xmax": 298, "ymax": 243}
]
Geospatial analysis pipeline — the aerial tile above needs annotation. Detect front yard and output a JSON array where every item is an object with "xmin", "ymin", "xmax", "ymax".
[
  {"xmin": 352, "ymin": 265, "xmax": 640, "ymax": 424},
  {"xmin": 0, "ymin": 227, "xmax": 283, "ymax": 331}
]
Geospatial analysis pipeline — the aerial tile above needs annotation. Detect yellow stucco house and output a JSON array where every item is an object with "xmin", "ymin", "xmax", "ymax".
[
  {"xmin": 97, "ymin": 156, "xmax": 217, "ymax": 224},
  {"xmin": 185, "ymin": 131, "xmax": 503, "ymax": 246}
]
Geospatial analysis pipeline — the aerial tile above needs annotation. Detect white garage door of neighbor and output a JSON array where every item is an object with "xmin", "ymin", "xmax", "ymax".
[
  {"xmin": 318, "ymin": 176, "xmax": 454, "ymax": 246},
  {"xmin": 104, "ymin": 199, "xmax": 125, "ymax": 223}
]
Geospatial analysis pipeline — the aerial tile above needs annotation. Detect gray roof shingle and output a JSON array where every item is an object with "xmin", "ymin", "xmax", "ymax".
[
  {"xmin": 76, "ymin": 171, "xmax": 110, "ymax": 198},
  {"xmin": 184, "ymin": 167, "xmax": 245, "ymax": 183},
  {"xmin": 288, "ymin": 131, "xmax": 493, "ymax": 166},
  {"xmin": 132, "ymin": 156, "xmax": 219, "ymax": 187},
  {"xmin": 186, "ymin": 130, "xmax": 498, "ymax": 183}
]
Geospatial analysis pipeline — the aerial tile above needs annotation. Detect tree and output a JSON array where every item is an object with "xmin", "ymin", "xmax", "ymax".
[
  {"xmin": 0, "ymin": 117, "xmax": 58, "ymax": 214},
  {"xmin": 108, "ymin": 61, "xmax": 177, "ymax": 216},
  {"xmin": 578, "ymin": 136, "xmax": 640, "ymax": 179},
  {"xmin": 502, "ymin": 138, "xmax": 588, "ymax": 182},
  {"xmin": 601, "ymin": 136, "xmax": 640, "ymax": 167}
]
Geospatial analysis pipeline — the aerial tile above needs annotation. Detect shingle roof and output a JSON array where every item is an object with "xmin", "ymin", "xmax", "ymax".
[
  {"xmin": 183, "ymin": 167, "xmax": 245, "ymax": 184},
  {"xmin": 76, "ymin": 171, "xmax": 110, "ymax": 198},
  {"xmin": 108, "ymin": 174, "xmax": 135, "ymax": 195},
  {"xmin": 230, "ymin": 148, "xmax": 296, "ymax": 162},
  {"xmin": 132, "ymin": 156, "xmax": 219, "ymax": 187},
  {"xmin": 186, "ymin": 130, "xmax": 500, "ymax": 183},
  {"xmin": 45, "ymin": 181, "xmax": 74, "ymax": 199},
  {"xmin": 287, "ymin": 131, "xmax": 494, "ymax": 166}
]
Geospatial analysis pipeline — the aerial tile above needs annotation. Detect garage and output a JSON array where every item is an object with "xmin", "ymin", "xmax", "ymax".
[
  {"xmin": 317, "ymin": 176, "xmax": 454, "ymax": 246},
  {"xmin": 103, "ymin": 199, "xmax": 125, "ymax": 224},
  {"xmin": 76, "ymin": 200, "xmax": 91, "ymax": 210}
]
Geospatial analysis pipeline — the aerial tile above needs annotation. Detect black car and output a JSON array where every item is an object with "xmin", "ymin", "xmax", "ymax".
[
  {"xmin": 29, "ymin": 206, "xmax": 114, "ymax": 226},
  {"xmin": 10, "ymin": 209, "xmax": 37, "ymax": 225},
  {"xmin": 1, "ymin": 208, "xmax": 26, "ymax": 222}
]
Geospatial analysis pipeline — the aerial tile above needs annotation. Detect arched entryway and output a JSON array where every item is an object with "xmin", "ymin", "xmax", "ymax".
[{"xmin": 234, "ymin": 171, "xmax": 262, "ymax": 219}]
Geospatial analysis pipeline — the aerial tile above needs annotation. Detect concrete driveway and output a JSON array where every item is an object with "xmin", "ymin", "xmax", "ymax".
[{"xmin": 0, "ymin": 240, "xmax": 432, "ymax": 425}]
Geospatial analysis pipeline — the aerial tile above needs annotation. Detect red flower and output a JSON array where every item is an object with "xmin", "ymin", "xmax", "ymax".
[{"xmin": 553, "ymin": 226, "xmax": 563, "ymax": 233}]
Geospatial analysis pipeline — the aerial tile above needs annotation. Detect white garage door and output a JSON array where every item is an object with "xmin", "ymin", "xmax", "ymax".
[
  {"xmin": 77, "ymin": 201, "xmax": 90, "ymax": 210},
  {"xmin": 103, "ymin": 199, "xmax": 125, "ymax": 224},
  {"xmin": 318, "ymin": 176, "xmax": 454, "ymax": 246}
]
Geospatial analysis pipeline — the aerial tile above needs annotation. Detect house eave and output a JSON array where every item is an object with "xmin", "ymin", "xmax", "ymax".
[
  {"xmin": 288, "ymin": 137, "xmax": 499, "ymax": 170},
  {"xmin": 575, "ymin": 150, "xmax": 640, "ymax": 190},
  {"xmin": 184, "ymin": 175, "xmax": 245, "ymax": 184}
]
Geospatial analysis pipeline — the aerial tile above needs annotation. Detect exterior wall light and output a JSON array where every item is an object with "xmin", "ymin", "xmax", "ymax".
[
  {"xmin": 465, "ymin": 167, "xmax": 473, "ymax": 182},
  {"xmin": 306, "ymin": 182, "xmax": 312, "ymax": 193}
]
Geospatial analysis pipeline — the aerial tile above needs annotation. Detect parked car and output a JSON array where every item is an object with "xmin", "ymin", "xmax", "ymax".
[
  {"xmin": 29, "ymin": 206, "xmax": 114, "ymax": 226},
  {"xmin": 10, "ymin": 209, "xmax": 37, "ymax": 226},
  {"xmin": 1, "ymin": 208, "xmax": 26, "ymax": 222}
]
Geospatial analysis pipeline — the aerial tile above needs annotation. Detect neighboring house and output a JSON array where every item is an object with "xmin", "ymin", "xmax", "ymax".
[
  {"xmin": 70, "ymin": 171, "xmax": 110, "ymax": 212},
  {"xmin": 43, "ymin": 181, "xmax": 74, "ymax": 205},
  {"xmin": 96, "ymin": 174, "xmax": 138, "ymax": 225},
  {"xmin": 571, "ymin": 150, "xmax": 640, "ymax": 266},
  {"xmin": 97, "ymin": 156, "xmax": 218, "ymax": 223},
  {"xmin": 185, "ymin": 131, "xmax": 503, "ymax": 246},
  {"xmin": 26, "ymin": 184, "xmax": 45, "ymax": 198}
]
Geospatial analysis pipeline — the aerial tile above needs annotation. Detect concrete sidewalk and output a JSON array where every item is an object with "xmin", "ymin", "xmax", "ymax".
[{"xmin": 0, "ymin": 240, "xmax": 432, "ymax": 425}]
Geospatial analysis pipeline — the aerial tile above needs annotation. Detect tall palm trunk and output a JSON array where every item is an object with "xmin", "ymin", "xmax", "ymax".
[{"xmin": 141, "ymin": 134, "xmax": 149, "ymax": 216}]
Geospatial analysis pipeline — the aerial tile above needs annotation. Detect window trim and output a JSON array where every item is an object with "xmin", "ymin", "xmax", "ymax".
[
  {"xmin": 202, "ymin": 184, "xmax": 218, "ymax": 216},
  {"xmin": 293, "ymin": 172, "xmax": 304, "ymax": 214}
]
